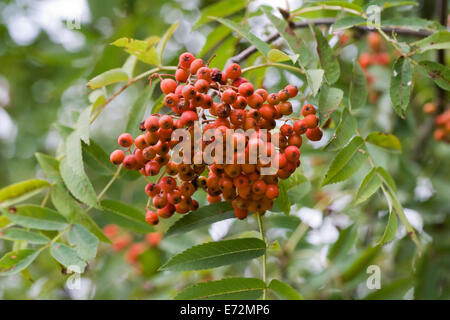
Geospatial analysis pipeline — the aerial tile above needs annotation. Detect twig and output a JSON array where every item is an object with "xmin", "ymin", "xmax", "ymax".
[{"xmin": 230, "ymin": 19, "xmax": 433, "ymax": 63}]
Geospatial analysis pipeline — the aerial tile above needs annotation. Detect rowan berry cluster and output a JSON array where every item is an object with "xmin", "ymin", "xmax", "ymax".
[
  {"xmin": 109, "ymin": 52, "xmax": 322, "ymax": 224},
  {"xmin": 103, "ymin": 224, "xmax": 162, "ymax": 265},
  {"xmin": 358, "ymin": 32, "xmax": 391, "ymax": 70},
  {"xmin": 358, "ymin": 32, "xmax": 392, "ymax": 103},
  {"xmin": 434, "ymin": 109, "xmax": 450, "ymax": 143}
]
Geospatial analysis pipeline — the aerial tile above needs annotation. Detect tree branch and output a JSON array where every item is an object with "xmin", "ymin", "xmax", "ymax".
[{"xmin": 230, "ymin": 18, "xmax": 433, "ymax": 63}]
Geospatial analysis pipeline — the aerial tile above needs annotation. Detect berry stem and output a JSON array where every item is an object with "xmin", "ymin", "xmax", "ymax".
[
  {"xmin": 97, "ymin": 165, "xmax": 122, "ymax": 201},
  {"xmin": 256, "ymin": 212, "xmax": 268, "ymax": 300}
]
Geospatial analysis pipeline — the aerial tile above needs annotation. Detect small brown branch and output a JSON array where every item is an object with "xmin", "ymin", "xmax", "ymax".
[{"xmin": 230, "ymin": 18, "xmax": 434, "ymax": 63}]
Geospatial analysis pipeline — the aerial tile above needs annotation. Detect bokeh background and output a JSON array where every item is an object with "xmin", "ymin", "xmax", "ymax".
[{"xmin": 0, "ymin": 0, "xmax": 449, "ymax": 299}]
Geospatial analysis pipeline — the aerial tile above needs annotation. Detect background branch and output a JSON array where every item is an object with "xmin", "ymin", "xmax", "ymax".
[{"xmin": 231, "ymin": 18, "xmax": 434, "ymax": 63}]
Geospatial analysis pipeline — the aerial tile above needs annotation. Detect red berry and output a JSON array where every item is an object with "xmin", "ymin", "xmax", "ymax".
[
  {"xmin": 118, "ymin": 133, "xmax": 133, "ymax": 148},
  {"xmin": 265, "ymin": 184, "xmax": 279, "ymax": 199},
  {"xmin": 224, "ymin": 63, "xmax": 241, "ymax": 79},
  {"xmin": 306, "ymin": 127, "xmax": 323, "ymax": 141},
  {"xmin": 285, "ymin": 84, "xmax": 298, "ymax": 98},
  {"xmin": 160, "ymin": 78, "xmax": 177, "ymax": 94},
  {"xmin": 123, "ymin": 155, "xmax": 137, "ymax": 170},
  {"xmin": 303, "ymin": 114, "xmax": 318, "ymax": 129},
  {"xmin": 222, "ymin": 89, "xmax": 237, "ymax": 104},
  {"xmin": 159, "ymin": 115, "xmax": 173, "ymax": 130},
  {"xmin": 301, "ymin": 104, "xmax": 316, "ymax": 116},
  {"xmin": 145, "ymin": 183, "xmax": 161, "ymax": 197},
  {"xmin": 285, "ymin": 146, "xmax": 300, "ymax": 162},
  {"xmin": 175, "ymin": 68, "xmax": 189, "ymax": 82},
  {"xmin": 190, "ymin": 58, "xmax": 205, "ymax": 74},
  {"xmin": 238, "ymin": 83, "xmax": 254, "ymax": 97},
  {"xmin": 145, "ymin": 210, "xmax": 159, "ymax": 225},
  {"xmin": 144, "ymin": 116, "xmax": 160, "ymax": 132},
  {"xmin": 110, "ymin": 150, "xmax": 125, "ymax": 165},
  {"xmin": 179, "ymin": 52, "xmax": 195, "ymax": 69},
  {"xmin": 180, "ymin": 110, "xmax": 198, "ymax": 127}
]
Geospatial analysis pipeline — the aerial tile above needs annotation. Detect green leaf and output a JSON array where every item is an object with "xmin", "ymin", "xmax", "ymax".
[
  {"xmin": 268, "ymin": 279, "xmax": 304, "ymax": 300},
  {"xmin": 311, "ymin": 25, "xmax": 340, "ymax": 84},
  {"xmin": 68, "ymin": 224, "xmax": 99, "ymax": 261},
  {"xmin": 306, "ymin": 69, "xmax": 324, "ymax": 97},
  {"xmin": 364, "ymin": 0, "xmax": 418, "ymax": 10},
  {"xmin": 60, "ymin": 131, "xmax": 99, "ymax": 208},
  {"xmin": 0, "ymin": 215, "xmax": 10, "ymax": 228},
  {"xmin": 268, "ymin": 49, "xmax": 291, "ymax": 63},
  {"xmin": 333, "ymin": 16, "xmax": 366, "ymax": 31},
  {"xmin": 195, "ymin": 0, "xmax": 246, "ymax": 28},
  {"xmin": 87, "ymin": 68, "xmax": 129, "ymax": 90},
  {"xmin": 211, "ymin": 17, "xmax": 272, "ymax": 56},
  {"xmin": 366, "ymin": 132, "xmax": 402, "ymax": 151},
  {"xmin": 261, "ymin": 6, "xmax": 309, "ymax": 67},
  {"xmin": 156, "ymin": 22, "xmax": 179, "ymax": 61},
  {"xmin": 381, "ymin": 17, "xmax": 438, "ymax": 32},
  {"xmin": 0, "ymin": 250, "xmax": 41, "ymax": 276},
  {"xmin": 111, "ymin": 36, "xmax": 161, "ymax": 65},
  {"xmin": 174, "ymin": 277, "xmax": 265, "ymax": 300},
  {"xmin": 349, "ymin": 61, "xmax": 367, "ymax": 110},
  {"xmin": 413, "ymin": 31, "xmax": 450, "ymax": 53},
  {"xmin": 166, "ymin": 202, "xmax": 235, "ymax": 237},
  {"xmin": 341, "ymin": 246, "xmax": 382, "ymax": 283},
  {"xmin": 294, "ymin": 1, "xmax": 363, "ymax": 15},
  {"xmin": 322, "ymin": 136, "xmax": 368, "ymax": 186},
  {"xmin": 51, "ymin": 185, "xmax": 110, "ymax": 243},
  {"xmin": 325, "ymin": 109, "xmax": 357, "ymax": 151},
  {"xmin": 419, "ymin": 61, "xmax": 450, "ymax": 91},
  {"xmin": 390, "ymin": 57, "xmax": 414, "ymax": 118},
  {"xmin": 89, "ymin": 89, "xmax": 106, "ymax": 114},
  {"xmin": 285, "ymin": 171, "xmax": 310, "ymax": 205},
  {"xmin": 274, "ymin": 180, "xmax": 291, "ymax": 215},
  {"xmin": 161, "ymin": 238, "xmax": 266, "ymax": 271},
  {"xmin": 328, "ymin": 224, "xmax": 357, "ymax": 261},
  {"xmin": 354, "ymin": 168, "xmax": 382, "ymax": 205},
  {"xmin": 125, "ymin": 82, "xmax": 156, "ymax": 138},
  {"xmin": 378, "ymin": 210, "xmax": 398, "ymax": 245},
  {"xmin": 100, "ymin": 200, "xmax": 154, "ymax": 233},
  {"xmin": 76, "ymin": 106, "xmax": 91, "ymax": 145},
  {"xmin": 0, "ymin": 228, "xmax": 50, "ymax": 244},
  {"xmin": 376, "ymin": 167, "xmax": 397, "ymax": 193},
  {"xmin": 383, "ymin": 186, "xmax": 420, "ymax": 251},
  {"xmin": 318, "ymin": 84, "xmax": 343, "ymax": 119},
  {"xmin": 0, "ymin": 179, "xmax": 50, "ymax": 207},
  {"xmin": 36, "ymin": 153, "xmax": 63, "ymax": 184},
  {"xmin": 82, "ymin": 139, "xmax": 116, "ymax": 175},
  {"xmin": 2, "ymin": 205, "xmax": 67, "ymax": 231},
  {"xmin": 50, "ymin": 243, "xmax": 86, "ymax": 273}
]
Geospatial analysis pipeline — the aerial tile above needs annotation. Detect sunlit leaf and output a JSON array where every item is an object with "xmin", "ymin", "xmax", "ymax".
[
  {"xmin": 0, "ymin": 179, "xmax": 50, "ymax": 208},
  {"xmin": 0, "ymin": 250, "xmax": 41, "ymax": 276}
]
